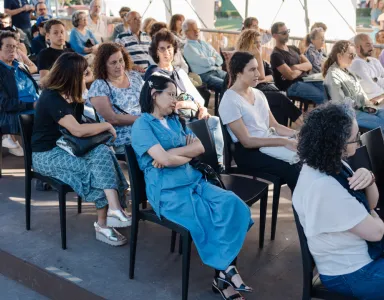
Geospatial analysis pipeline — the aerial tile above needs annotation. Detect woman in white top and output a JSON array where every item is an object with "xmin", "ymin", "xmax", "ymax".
[
  {"xmin": 293, "ymin": 103, "xmax": 383, "ymax": 299},
  {"xmin": 219, "ymin": 51, "xmax": 301, "ymax": 191}
]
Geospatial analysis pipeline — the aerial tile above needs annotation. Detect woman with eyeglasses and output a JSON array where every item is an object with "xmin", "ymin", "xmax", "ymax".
[
  {"xmin": 32, "ymin": 52, "xmax": 130, "ymax": 246},
  {"xmin": 131, "ymin": 73, "xmax": 253, "ymax": 300},
  {"xmin": 304, "ymin": 27, "xmax": 327, "ymax": 74},
  {"xmin": 293, "ymin": 103, "xmax": 383, "ymax": 299},
  {"xmin": 323, "ymin": 40, "xmax": 384, "ymax": 132},
  {"xmin": 88, "ymin": 42, "xmax": 143, "ymax": 155}
]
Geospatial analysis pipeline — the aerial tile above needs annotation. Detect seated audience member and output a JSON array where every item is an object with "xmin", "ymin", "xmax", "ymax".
[
  {"xmin": 300, "ymin": 22, "xmax": 328, "ymax": 54},
  {"xmin": 87, "ymin": 0, "xmax": 121, "ymax": 43},
  {"xmin": 183, "ymin": 19, "xmax": 226, "ymax": 93},
  {"xmin": 69, "ymin": 11, "xmax": 99, "ymax": 56},
  {"xmin": 32, "ymin": 52, "xmax": 130, "ymax": 245},
  {"xmin": 35, "ymin": 2, "xmax": 50, "ymax": 18},
  {"xmin": 236, "ymin": 29, "xmax": 302, "ymax": 126},
  {"xmin": 38, "ymin": 19, "xmax": 73, "ymax": 79},
  {"xmin": 132, "ymin": 73, "xmax": 253, "ymax": 300},
  {"xmin": 111, "ymin": 6, "xmax": 131, "ymax": 40},
  {"xmin": 31, "ymin": 15, "xmax": 50, "ymax": 55},
  {"xmin": 9, "ymin": 27, "xmax": 37, "ymax": 74},
  {"xmin": 145, "ymin": 29, "xmax": 225, "ymax": 168},
  {"xmin": 304, "ymin": 27, "xmax": 327, "ymax": 74},
  {"xmin": 142, "ymin": 17, "xmax": 156, "ymax": 36},
  {"xmin": 242, "ymin": 17, "xmax": 272, "ymax": 45},
  {"xmin": 88, "ymin": 43, "xmax": 143, "ymax": 154},
  {"xmin": 350, "ymin": 33, "xmax": 384, "ymax": 103},
  {"xmin": 219, "ymin": 52, "xmax": 301, "ymax": 191},
  {"xmin": 372, "ymin": 0, "xmax": 384, "ymax": 26},
  {"xmin": 169, "ymin": 14, "xmax": 186, "ymax": 49},
  {"xmin": 115, "ymin": 11, "xmax": 151, "ymax": 74},
  {"xmin": 293, "ymin": 103, "xmax": 383, "ymax": 299},
  {"xmin": 323, "ymin": 40, "xmax": 384, "ymax": 132},
  {"xmin": 374, "ymin": 29, "xmax": 384, "ymax": 59},
  {"xmin": 0, "ymin": 31, "xmax": 38, "ymax": 156},
  {"xmin": 0, "ymin": 13, "xmax": 31, "ymax": 51},
  {"xmin": 270, "ymin": 22, "xmax": 325, "ymax": 104},
  {"xmin": 150, "ymin": 22, "xmax": 189, "ymax": 74}
]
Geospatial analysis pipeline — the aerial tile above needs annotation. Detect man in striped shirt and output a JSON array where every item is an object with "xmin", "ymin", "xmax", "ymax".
[{"xmin": 115, "ymin": 11, "xmax": 151, "ymax": 74}]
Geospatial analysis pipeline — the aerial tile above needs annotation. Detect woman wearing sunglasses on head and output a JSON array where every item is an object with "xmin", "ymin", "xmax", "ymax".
[{"xmin": 323, "ymin": 40, "xmax": 384, "ymax": 132}]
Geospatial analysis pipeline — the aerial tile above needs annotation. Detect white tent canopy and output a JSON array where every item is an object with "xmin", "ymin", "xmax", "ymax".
[
  {"xmin": 230, "ymin": 0, "xmax": 357, "ymax": 40},
  {"xmin": 104, "ymin": 0, "xmax": 215, "ymax": 29}
]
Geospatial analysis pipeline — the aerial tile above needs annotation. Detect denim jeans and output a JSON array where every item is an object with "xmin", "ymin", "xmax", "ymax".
[
  {"xmin": 320, "ymin": 259, "xmax": 384, "ymax": 300},
  {"xmin": 187, "ymin": 116, "xmax": 224, "ymax": 164},
  {"xmin": 199, "ymin": 69, "xmax": 227, "ymax": 93},
  {"xmin": 355, "ymin": 108, "xmax": 384, "ymax": 133},
  {"xmin": 287, "ymin": 81, "xmax": 326, "ymax": 104}
]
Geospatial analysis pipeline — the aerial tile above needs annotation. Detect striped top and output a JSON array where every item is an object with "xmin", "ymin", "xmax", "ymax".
[{"xmin": 115, "ymin": 30, "xmax": 151, "ymax": 70}]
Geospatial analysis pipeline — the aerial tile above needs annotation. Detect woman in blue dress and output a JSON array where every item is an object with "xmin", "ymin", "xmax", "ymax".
[{"xmin": 131, "ymin": 73, "xmax": 254, "ymax": 300}]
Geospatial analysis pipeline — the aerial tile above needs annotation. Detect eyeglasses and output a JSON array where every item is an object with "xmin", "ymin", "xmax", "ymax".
[
  {"xmin": 277, "ymin": 29, "xmax": 290, "ymax": 35},
  {"xmin": 348, "ymin": 53, "xmax": 357, "ymax": 59},
  {"xmin": 346, "ymin": 132, "xmax": 361, "ymax": 145},
  {"xmin": 157, "ymin": 45, "xmax": 174, "ymax": 53},
  {"xmin": 4, "ymin": 44, "xmax": 17, "ymax": 51}
]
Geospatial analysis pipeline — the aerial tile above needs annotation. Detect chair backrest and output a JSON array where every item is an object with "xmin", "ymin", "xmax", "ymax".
[
  {"xmin": 361, "ymin": 128, "xmax": 384, "ymax": 182},
  {"xmin": 186, "ymin": 119, "xmax": 220, "ymax": 171},
  {"xmin": 125, "ymin": 145, "xmax": 147, "ymax": 212},
  {"xmin": 323, "ymin": 83, "xmax": 331, "ymax": 101},
  {"xmin": 347, "ymin": 145, "xmax": 373, "ymax": 173},
  {"xmin": 292, "ymin": 207, "xmax": 315, "ymax": 299},
  {"xmin": 18, "ymin": 114, "xmax": 34, "ymax": 172}
]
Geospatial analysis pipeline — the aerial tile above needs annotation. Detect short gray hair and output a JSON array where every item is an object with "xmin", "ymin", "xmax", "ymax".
[
  {"xmin": 72, "ymin": 11, "xmax": 86, "ymax": 28},
  {"xmin": 182, "ymin": 19, "xmax": 197, "ymax": 33},
  {"xmin": 89, "ymin": 0, "xmax": 100, "ymax": 10},
  {"xmin": 309, "ymin": 27, "xmax": 324, "ymax": 41}
]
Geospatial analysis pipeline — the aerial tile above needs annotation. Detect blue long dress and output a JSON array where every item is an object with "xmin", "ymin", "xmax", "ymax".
[{"xmin": 131, "ymin": 113, "xmax": 253, "ymax": 270}]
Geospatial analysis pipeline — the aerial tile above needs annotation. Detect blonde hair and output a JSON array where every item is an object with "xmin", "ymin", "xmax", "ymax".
[
  {"xmin": 322, "ymin": 40, "xmax": 351, "ymax": 78},
  {"xmin": 236, "ymin": 29, "xmax": 261, "ymax": 55},
  {"xmin": 142, "ymin": 18, "xmax": 156, "ymax": 35}
]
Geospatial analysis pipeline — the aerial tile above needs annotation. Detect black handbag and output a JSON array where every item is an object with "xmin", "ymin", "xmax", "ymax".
[
  {"xmin": 57, "ymin": 128, "xmax": 113, "ymax": 157},
  {"xmin": 190, "ymin": 159, "xmax": 226, "ymax": 189},
  {"xmin": 85, "ymin": 38, "xmax": 95, "ymax": 48}
]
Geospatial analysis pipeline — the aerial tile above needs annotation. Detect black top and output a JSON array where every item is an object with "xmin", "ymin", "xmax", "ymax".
[
  {"xmin": 270, "ymin": 45, "xmax": 305, "ymax": 91},
  {"xmin": 31, "ymin": 89, "xmax": 82, "ymax": 152},
  {"xmin": 4, "ymin": 0, "xmax": 30, "ymax": 29},
  {"xmin": 37, "ymin": 47, "xmax": 74, "ymax": 71}
]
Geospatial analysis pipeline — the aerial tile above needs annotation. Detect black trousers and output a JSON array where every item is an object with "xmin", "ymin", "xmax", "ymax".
[
  {"xmin": 263, "ymin": 91, "xmax": 302, "ymax": 126},
  {"xmin": 234, "ymin": 143, "xmax": 301, "ymax": 191}
]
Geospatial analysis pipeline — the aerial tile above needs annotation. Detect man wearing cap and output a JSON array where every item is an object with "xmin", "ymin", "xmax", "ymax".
[{"xmin": 31, "ymin": 15, "xmax": 50, "ymax": 55}]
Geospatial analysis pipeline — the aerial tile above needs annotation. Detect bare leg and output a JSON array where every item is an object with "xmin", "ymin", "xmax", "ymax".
[
  {"xmin": 104, "ymin": 189, "xmax": 122, "ymax": 210},
  {"xmin": 97, "ymin": 207, "xmax": 108, "ymax": 227}
]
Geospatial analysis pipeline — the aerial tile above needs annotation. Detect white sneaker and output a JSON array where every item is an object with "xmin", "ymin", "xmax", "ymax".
[
  {"xmin": 2, "ymin": 135, "xmax": 18, "ymax": 149},
  {"xmin": 8, "ymin": 146, "xmax": 24, "ymax": 157}
]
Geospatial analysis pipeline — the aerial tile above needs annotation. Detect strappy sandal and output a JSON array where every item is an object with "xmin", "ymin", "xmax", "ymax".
[
  {"xmin": 94, "ymin": 222, "xmax": 127, "ymax": 246},
  {"xmin": 219, "ymin": 266, "xmax": 253, "ymax": 293},
  {"xmin": 212, "ymin": 278, "xmax": 245, "ymax": 300},
  {"xmin": 106, "ymin": 209, "xmax": 132, "ymax": 228}
]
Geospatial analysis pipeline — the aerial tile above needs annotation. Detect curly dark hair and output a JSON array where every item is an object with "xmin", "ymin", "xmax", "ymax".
[
  {"xmin": 228, "ymin": 51, "xmax": 255, "ymax": 87},
  {"xmin": 93, "ymin": 42, "xmax": 133, "ymax": 80},
  {"xmin": 149, "ymin": 29, "xmax": 178, "ymax": 64},
  {"xmin": 297, "ymin": 103, "xmax": 356, "ymax": 175}
]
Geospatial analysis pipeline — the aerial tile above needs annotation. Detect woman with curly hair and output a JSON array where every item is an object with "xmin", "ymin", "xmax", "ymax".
[
  {"xmin": 88, "ymin": 42, "xmax": 144, "ymax": 154},
  {"xmin": 323, "ymin": 40, "xmax": 384, "ymax": 132},
  {"xmin": 219, "ymin": 52, "xmax": 301, "ymax": 191},
  {"xmin": 293, "ymin": 103, "xmax": 383, "ymax": 299},
  {"xmin": 236, "ymin": 29, "xmax": 302, "ymax": 126}
]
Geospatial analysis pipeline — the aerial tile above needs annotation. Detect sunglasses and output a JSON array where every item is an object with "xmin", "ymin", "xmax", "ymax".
[
  {"xmin": 277, "ymin": 29, "xmax": 290, "ymax": 35},
  {"xmin": 346, "ymin": 132, "xmax": 361, "ymax": 145}
]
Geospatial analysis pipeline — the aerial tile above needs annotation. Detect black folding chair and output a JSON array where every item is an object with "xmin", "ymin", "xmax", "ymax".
[
  {"xmin": 125, "ymin": 145, "xmax": 192, "ymax": 300},
  {"xmin": 186, "ymin": 119, "xmax": 269, "ymax": 248},
  {"xmin": 361, "ymin": 128, "xmax": 384, "ymax": 183},
  {"xmin": 293, "ymin": 207, "xmax": 358, "ymax": 300},
  {"xmin": 220, "ymin": 119, "xmax": 285, "ymax": 241},
  {"xmin": 0, "ymin": 129, "xmax": 2, "ymax": 178},
  {"xmin": 18, "ymin": 114, "xmax": 82, "ymax": 250}
]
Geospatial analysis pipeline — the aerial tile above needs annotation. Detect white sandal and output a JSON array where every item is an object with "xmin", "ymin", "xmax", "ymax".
[
  {"xmin": 94, "ymin": 222, "xmax": 127, "ymax": 246},
  {"xmin": 106, "ymin": 209, "xmax": 132, "ymax": 228}
]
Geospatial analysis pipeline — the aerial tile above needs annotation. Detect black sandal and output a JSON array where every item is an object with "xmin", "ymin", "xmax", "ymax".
[
  {"xmin": 212, "ymin": 278, "xmax": 245, "ymax": 300},
  {"xmin": 219, "ymin": 266, "xmax": 253, "ymax": 293}
]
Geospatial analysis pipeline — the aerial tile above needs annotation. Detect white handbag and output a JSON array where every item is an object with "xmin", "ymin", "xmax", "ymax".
[{"xmin": 259, "ymin": 127, "xmax": 300, "ymax": 165}]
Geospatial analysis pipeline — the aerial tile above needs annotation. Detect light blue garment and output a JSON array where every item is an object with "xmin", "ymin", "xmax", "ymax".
[
  {"xmin": 371, "ymin": 8, "xmax": 382, "ymax": 23},
  {"xmin": 69, "ymin": 28, "xmax": 99, "ymax": 56},
  {"xmin": 287, "ymin": 81, "xmax": 325, "ymax": 104},
  {"xmin": 183, "ymin": 39, "xmax": 223, "ymax": 75},
  {"xmin": 87, "ymin": 71, "xmax": 143, "ymax": 147},
  {"xmin": 0, "ymin": 60, "xmax": 38, "ymax": 103},
  {"xmin": 355, "ymin": 109, "xmax": 384, "ymax": 133},
  {"xmin": 131, "ymin": 113, "xmax": 253, "ymax": 270}
]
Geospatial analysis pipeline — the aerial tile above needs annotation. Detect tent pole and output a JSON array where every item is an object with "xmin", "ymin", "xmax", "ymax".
[
  {"xmin": 245, "ymin": 0, "xmax": 249, "ymax": 18},
  {"xmin": 303, "ymin": 0, "xmax": 310, "ymax": 34}
]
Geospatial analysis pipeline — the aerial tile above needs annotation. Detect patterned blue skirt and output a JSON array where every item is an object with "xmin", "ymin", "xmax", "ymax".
[{"xmin": 32, "ymin": 145, "xmax": 129, "ymax": 209}]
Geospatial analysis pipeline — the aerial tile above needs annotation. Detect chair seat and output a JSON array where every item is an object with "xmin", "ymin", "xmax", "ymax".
[
  {"xmin": 220, "ymin": 174, "xmax": 268, "ymax": 206},
  {"xmin": 140, "ymin": 209, "xmax": 190, "ymax": 235},
  {"xmin": 32, "ymin": 171, "xmax": 74, "ymax": 194},
  {"xmin": 312, "ymin": 274, "xmax": 358, "ymax": 300}
]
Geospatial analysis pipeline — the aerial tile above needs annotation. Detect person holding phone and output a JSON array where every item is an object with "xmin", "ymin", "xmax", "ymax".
[
  {"xmin": 323, "ymin": 40, "xmax": 384, "ymax": 132},
  {"xmin": 69, "ymin": 11, "xmax": 99, "ymax": 56}
]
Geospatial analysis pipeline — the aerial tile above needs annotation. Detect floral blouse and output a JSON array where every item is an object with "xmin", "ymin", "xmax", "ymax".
[
  {"xmin": 304, "ymin": 43, "xmax": 327, "ymax": 74},
  {"xmin": 87, "ymin": 70, "xmax": 144, "ymax": 146}
]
